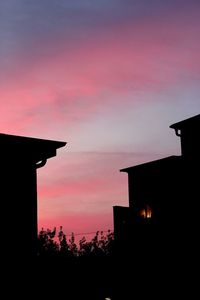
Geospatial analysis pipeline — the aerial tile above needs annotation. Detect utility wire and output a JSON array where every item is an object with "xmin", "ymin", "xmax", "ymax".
[
  {"xmin": 39, "ymin": 228, "xmax": 113, "ymax": 237},
  {"xmin": 68, "ymin": 230, "xmax": 113, "ymax": 237}
]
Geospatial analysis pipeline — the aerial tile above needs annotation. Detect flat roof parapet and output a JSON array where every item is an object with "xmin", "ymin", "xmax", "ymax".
[
  {"xmin": 0, "ymin": 133, "xmax": 66, "ymax": 163},
  {"xmin": 170, "ymin": 114, "xmax": 200, "ymax": 131}
]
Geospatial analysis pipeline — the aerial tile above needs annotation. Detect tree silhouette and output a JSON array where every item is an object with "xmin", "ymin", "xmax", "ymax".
[{"xmin": 37, "ymin": 227, "xmax": 114, "ymax": 257}]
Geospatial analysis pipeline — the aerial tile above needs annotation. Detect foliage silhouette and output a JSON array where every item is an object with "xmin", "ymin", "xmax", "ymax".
[{"xmin": 38, "ymin": 226, "xmax": 114, "ymax": 258}]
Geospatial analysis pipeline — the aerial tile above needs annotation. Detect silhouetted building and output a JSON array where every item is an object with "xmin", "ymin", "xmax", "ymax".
[
  {"xmin": 0, "ymin": 133, "xmax": 66, "ymax": 259},
  {"xmin": 170, "ymin": 114, "xmax": 200, "ymax": 159},
  {"xmin": 113, "ymin": 114, "xmax": 200, "ymax": 252}
]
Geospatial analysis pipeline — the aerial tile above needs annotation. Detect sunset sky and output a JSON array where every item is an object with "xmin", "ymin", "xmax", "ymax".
[{"xmin": 1, "ymin": 0, "xmax": 199, "ymax": 237}]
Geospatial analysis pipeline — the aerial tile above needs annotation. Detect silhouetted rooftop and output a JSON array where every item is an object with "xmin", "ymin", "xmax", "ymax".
[
  {"xmin": 0, "ymin": 133, "xmax": 66, "ymax": 162},
  {"xmin": 170, "ymin": 114, "xmax": 200, "ymax": 130},
  {"xmin": 120, "ymin": 155, "xmax": 181, "ymax": 173}
]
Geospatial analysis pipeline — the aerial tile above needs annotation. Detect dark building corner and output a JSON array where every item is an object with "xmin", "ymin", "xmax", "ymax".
[
  {"xmin": 0, "ymin": 133, "xmax": 66, "ymax": 259},
  {"xmin": 113, "ymin": 114, "xmax": 200, "ymax": 254}
]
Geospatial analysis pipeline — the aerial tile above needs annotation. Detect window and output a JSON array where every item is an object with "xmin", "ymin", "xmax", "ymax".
[{"xmin": 140, "ymin": 205, "xmax": 152, "ymax": 219}]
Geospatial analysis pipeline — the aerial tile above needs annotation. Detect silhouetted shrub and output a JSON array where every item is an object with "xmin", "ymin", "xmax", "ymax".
[{"xmin": 37, "ymin": 227, "xmax": 114, "ymax": 257}]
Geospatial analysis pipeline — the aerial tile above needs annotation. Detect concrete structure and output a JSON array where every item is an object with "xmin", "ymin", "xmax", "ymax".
[
  {"xmin": 113, "ymin": 114, "xmax": 199, "ymax": 252},
  {"xmin": 170, "ymin": 114, "xmax": 200, "ymax": 159},
  {"xmin": 0, "ymin": 133, "xmax": 66, "ymax": 258}
]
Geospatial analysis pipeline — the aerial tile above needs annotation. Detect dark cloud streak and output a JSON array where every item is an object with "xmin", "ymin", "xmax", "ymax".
[{"xmin": 1, "ymin": 0, "xmax": 199, "ymax": 66}]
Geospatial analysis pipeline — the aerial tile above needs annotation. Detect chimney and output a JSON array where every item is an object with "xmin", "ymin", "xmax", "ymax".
[{"xmin": 170, "ymin": 114, "xmax": 200, "ymax": 160}]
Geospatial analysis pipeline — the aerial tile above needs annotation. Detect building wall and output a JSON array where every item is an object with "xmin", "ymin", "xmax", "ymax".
[{"xmin": 1, "ymin": 157, "xmax": 38, "ymax": 259}]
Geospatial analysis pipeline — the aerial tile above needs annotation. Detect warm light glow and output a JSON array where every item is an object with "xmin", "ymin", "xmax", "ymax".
[{"xmin": 140, "ymin": 205, "xmax": 152, "ymax": 219}]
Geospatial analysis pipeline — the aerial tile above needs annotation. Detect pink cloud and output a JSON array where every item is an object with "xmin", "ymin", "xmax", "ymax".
[
  {"xmin": 1, "ymin": 13, "xmax": 199, "ymax": 136},
  {"xmin": 38, "ymin": 212, "xmax": 113, "ymax": 241},
  {"xmin": 37, "ymin": 151, "xmax": 162, "ymax": 233},
  {"xmin": 1, "ymin": 7, "xmax": 200, "ymax": 233}
]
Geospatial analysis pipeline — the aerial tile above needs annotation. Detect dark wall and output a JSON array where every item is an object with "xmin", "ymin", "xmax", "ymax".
[
  {"xmin": 1, "ymin": 157, "xmax": 38, "ymax": 259},
  {"xmin": 180, "ymin": 126, "xmax": 200, "ymax": 159},
  {"xmin": 127, "ymin": 158, "xmax": 189, "ymax": 226},
  {"xmin": 115, "ymin": 155, "xmax": 199, "ymax": 257}
]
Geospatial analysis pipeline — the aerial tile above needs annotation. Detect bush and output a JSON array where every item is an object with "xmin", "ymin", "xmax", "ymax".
[{"xmin": 38, "ymin": 227, "xmax": 114, "ymax": 257}]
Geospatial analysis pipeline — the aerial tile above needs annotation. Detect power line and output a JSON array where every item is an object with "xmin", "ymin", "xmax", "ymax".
[
  {"xmin": 68, "ymin": 230, "xmax": 113, "ymax": 237},
  {"xmin": 39, "ymin": 228, "xmax": 113, "ymax": 238}
]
